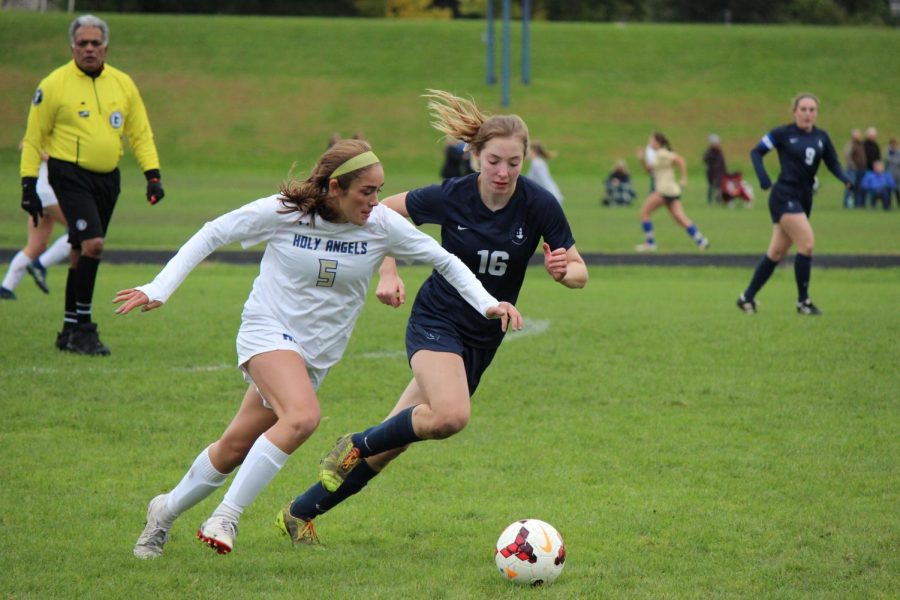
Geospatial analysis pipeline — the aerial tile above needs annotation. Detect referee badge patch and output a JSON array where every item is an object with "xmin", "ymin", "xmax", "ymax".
[
  {"xmin": 109, "ymin": 111, "xmax": 123, "ymax": 128},
  {"xmin": 33, "ymin": 88, "xmax": 43, "ymax": 105}
]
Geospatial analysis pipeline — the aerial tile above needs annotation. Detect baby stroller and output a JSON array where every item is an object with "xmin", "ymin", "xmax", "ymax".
[{"xmin": 720, "ymin": 171, "xmax": 754, "ymax": 207}]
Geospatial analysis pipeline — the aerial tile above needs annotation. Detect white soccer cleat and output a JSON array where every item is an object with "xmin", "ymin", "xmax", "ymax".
[
  {"xmin": 197, "ymin": 516, "xmax": 238, "ymax": 554},
  {"xmin": 133, "ymin": 494, "xmax": 172, "ymax": 559},
  {"xmin": 634, "ymin": 242, "xmax": 657, "ymax": 252}
]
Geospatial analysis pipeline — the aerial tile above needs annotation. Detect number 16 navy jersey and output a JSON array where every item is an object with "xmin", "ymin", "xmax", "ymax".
[{"xmin": 406, "ymin": 173, "xmax": 575, "ymax": 348}]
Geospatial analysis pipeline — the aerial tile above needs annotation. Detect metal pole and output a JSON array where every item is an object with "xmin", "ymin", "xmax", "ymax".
[
  {"xmin": 501, "ymin": 0, "xmax": 510, "ymax": 106},
  {"xmin": 522, "ymin": 0, "xmax": 530, "ymax": 84},
  {"xmin": 486, "ymin": 0, "xmax": 496, "ymax": 85}
]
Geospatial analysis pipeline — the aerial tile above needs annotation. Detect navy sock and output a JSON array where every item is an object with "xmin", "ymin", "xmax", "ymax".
[
  {"xmin": 64, "ymin": 267, "xmax": 78, "ymax": 328},
  {"xmin": 744, "ymin": 255, "xmax": 778, "ymax": 300},
  {"xmin": 794, "ymin": 253, "xmax": 812, "ymax": 302},
  {"xmin": 74, "ymin": 256, "xmax": 100, "ymax": 325},
  {"xmin": 290, "ymin": 460, "xmax": 379, "ymax": 520},
  {"xmin": 351, "ymin": 406, "xmax": 421, "ymax": 458}
]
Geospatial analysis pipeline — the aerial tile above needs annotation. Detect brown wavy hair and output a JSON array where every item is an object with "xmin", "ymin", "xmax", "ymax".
[
  {"xmin": 278, "ymin": 139, "xmax": 378, "ymax": 224},
  {"xmin": 651, "ymin": 132, "xmax": 672, "ymax": 150},
  {"xmin": 423, "ymin": 89, "xmax": 529, "ymax": 158}
]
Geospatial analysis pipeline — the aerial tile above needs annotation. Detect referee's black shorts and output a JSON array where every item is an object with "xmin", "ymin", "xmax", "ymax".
[{"xmin": 48, "ymin": 157, "xmax": 120, "ymax": 248}]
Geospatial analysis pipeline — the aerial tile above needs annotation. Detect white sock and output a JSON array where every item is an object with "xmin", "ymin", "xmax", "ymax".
[
  {"xmin": 1, "ymin": 251, "xmax": 30, "ymax": 291},
  {"xmin": 213, "ymin": 434, "xmax": 289, "ymax": 522},
  {"xmin": 165, "ymin": 446, "xmax": 230, "ymax": 525},
  {"xmin": 39, "ymin": 234, "xmax": 70, "ymax": 268}
]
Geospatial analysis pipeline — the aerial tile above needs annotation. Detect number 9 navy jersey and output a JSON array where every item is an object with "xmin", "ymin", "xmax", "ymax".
[
  {"xmin": 406, "ymin": 173, "xmax": 575, "ymax": 347},
  {"xmin": 756, "ymin": 124, "xmax": 844, "ymax": 190}
]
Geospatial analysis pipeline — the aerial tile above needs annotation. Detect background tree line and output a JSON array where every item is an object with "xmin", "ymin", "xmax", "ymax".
[{"xmin": 10, "ymin": 0, "xmax": 898, "ymax": 25}]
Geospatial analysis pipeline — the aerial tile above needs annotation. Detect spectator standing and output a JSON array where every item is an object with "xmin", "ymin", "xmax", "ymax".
[
  {"xmin": 863, "ymin": 126, "xmax": 881, "ymax": 171},
  {"xmin": 843, "ymin": 129, "xmax": 866, "ymax": 208},
  {"xmin": 19, "ymin": 14, "xmax": 164, "ymax": 355},
  {"xmin": 861, "ymin": 161, "xmax": 897, "ymax": 210},
  {"xmin": 439, "ymin": 138, "xmax": 474, "ymax": 180},
  {"xmin": 885, "ymin": 138, "xmax": 900, "ymax": 208},
  {"xmin": 702, "ymin": 134, "xmax": 727, "ymax": 205}
]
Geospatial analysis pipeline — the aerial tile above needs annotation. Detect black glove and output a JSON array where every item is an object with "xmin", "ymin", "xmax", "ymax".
[
  {"xmin": 21, "ymin": 177, "xmax": 43, "ymax": 226},
  {"xmin": 145, "ymin": 169, "xmax": 165, "ymax": 205},
  {"xmin": 845, "ymin": 180, "xmax": 855, "ymax": 193}
]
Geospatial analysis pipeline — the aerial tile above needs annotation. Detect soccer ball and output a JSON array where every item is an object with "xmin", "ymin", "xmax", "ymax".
[{"xmin": 494, "ymin": 519, "xmax": 566, "ymax": 586}]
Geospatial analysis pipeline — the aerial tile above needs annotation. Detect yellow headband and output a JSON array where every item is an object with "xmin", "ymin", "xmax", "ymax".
[{"xmin": 331, "ymin": 151, "xmax": 380, "ymax": 178}]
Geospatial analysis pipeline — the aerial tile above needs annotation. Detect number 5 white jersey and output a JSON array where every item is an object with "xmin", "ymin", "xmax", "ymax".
[{"xmin": 137, "ymin": 195, "xmax": 499, "ymax": 370}]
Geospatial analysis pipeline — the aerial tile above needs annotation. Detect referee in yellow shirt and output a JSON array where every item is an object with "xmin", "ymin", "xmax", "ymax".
[{"xmin": 20, "ymin": 14, "xmax": 164, "ymax": 356}]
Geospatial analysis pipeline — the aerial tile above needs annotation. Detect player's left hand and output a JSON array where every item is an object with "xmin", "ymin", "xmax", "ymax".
[
  {"xmin": 375, "ymin": 271, "xmax": 406, "ymax": 308},
  {"xmin": 486, "ymin": 301, "xmax": 523, "ymax": 333},
  {"xmin": 543, "ymin": 242, "xmax": 568, "ymax": 282},
  {"xmin": 113, "ymin": 288, "xmax": 162, "ymax": 314},
  {"xmin": 145, "ymin": 169, "xmax": 165, "ymax": 205},
  {"xmin": 146, "ymin": 179, "xmax": 165, "ymax": 205}
]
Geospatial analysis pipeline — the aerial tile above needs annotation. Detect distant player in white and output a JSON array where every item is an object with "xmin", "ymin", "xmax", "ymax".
[
  {"xmin": 1, "ymin": 152, "xmax": 70, "ymax": 300},
  {"xmin": 119, "ymin": 140, "xmax": 522, "ymax": 558}
]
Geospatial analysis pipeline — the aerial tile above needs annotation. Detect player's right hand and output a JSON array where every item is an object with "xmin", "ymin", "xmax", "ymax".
[
  {"xmin": 21, "ymin": 177, "xmax": 43, "ymax": 226},
  {"xmin": 113, "ymin": 288, "xmax": 163, "ymax": 315},
  {"xmin": 486, "ymin": 301, "xmax": 523, "ymax": 333}
]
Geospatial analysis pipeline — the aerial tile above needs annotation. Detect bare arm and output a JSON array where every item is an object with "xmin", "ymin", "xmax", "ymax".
[
  {"xmin": 380, "ymin": 191, "xmax": 410, "ymax": 217},
  {"xmin": 374, "ymin": 191, "xmax": 411, "ymax": 306},
  {"xmin": 674, "ymin": 153, "xmax": 688, "ymax": 187},
  {"xmin": 543, "ymin": 243, "xmax": 588, "ymax": 289}
]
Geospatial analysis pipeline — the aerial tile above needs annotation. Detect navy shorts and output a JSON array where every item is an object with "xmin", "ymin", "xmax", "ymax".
[
  {"xmin": 405, "ymin": 315, "xmax": 498, "ymax": 396},
  {"xmin": 768, "ymin": 183, "xmax": 812, "ymax": 223},
  {"xmin": 48, "ymin": 158, "xmax": 120, "ymax": 248}
]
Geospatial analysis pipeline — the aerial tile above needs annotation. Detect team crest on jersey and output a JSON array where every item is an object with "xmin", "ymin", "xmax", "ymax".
[
  {"xmin": 109, "ymin": 111, "xmax": 123, "ymax": 128},
  {"xmin": 510, "ymin": 223, "xmax": 527, "ymax": 245},
  {"xmin": 76, "ymin": 219, "xmax": 88, "ymax": 231},
  {"xmin": 33, "ymin": 88, "xmax": 43, "ymax": 105}
]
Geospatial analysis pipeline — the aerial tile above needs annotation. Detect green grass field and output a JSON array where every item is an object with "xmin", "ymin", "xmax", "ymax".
[
  {"xmin": 0, "ymin": 12, "xmax": 898, "ymax": 599},
  {"xmin": 1, "ymin": 264, "xmax": 898, "ymax": 598},
  {"xmin": 0, "ymin": 13, "xmax": 898, "ymax": 255}
]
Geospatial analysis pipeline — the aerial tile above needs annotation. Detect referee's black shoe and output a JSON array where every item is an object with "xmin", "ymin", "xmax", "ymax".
[
  {"xmin": 56, "ymin": 323, "xmax": 76, "ymax": 351},
  {"xmin": 67, "ymin": 323, "xmax": 111, "ymax": 356}
]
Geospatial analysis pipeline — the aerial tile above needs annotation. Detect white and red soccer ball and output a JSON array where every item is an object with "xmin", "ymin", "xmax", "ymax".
[{"xmin": 494, "ymin": 518, "xmax": 566, "ymax": 586}]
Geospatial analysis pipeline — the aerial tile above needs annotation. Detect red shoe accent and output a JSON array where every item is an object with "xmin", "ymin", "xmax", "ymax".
[{"xmin": 197, "ymin": 529, "xmax": 232, "ymax": 554}]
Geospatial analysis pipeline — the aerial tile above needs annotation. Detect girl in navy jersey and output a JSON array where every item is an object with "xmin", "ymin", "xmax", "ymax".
[
  {"xmin": 117, "ymin": 139, "xmax": 520, "ymax": 558},
  {"xmin": 275, "ymin": 90, "xmax": 588, "ymax": 544},
  {"xmin": 737, "ymin": 93, "xmax": 851, "ymax": 315}
]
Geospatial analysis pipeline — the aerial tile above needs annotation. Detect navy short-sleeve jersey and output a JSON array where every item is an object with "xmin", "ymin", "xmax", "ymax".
[
  {"xmin": 405, "ymin": 173, "xmax": 575, "ymax": 347},
  {"xmin": 758, "ymin": 124, "xmax": 845, "ymax": 190}
]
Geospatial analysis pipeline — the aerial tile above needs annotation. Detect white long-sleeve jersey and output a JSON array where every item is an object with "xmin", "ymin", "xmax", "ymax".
[{"xmin": 137, "ymin": 195, "xmax": 500, "ymax": 369}]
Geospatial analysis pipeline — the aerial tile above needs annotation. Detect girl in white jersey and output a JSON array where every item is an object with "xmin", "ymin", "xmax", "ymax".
[
  {"xmin": 119, "ymin": 140, "xmax": 522, "ymax": 558},
  {"xmin": 1, "ymin": 150, "xmax": 70, "ymax": 300},
  {"xmin": 635, "ymin": 132, "xmax": 710, "ymax": 252}
]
